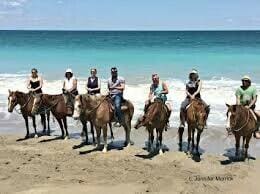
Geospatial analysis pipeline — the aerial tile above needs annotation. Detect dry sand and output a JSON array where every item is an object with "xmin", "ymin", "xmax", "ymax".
[{"xmin": 0, "ymin": 133, "xmax": 260, "ymax": 194}]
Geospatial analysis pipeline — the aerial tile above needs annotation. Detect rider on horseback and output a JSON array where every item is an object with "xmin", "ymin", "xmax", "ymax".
[
  {"xmin": 145, "ymin": 74, "xmax": 172, "ymax": 130},
  {"xmin": 62, "ymin": 68, "xmax": 78, "ymax": 115},
  {"xmin": 236, "ymin": 75, "xmax": 260, "ymax": 138},
  {"xmin": 27, "ymin": 68, "xmax": 43, "ymax": 94},
  {"xmin": 108, "ymin": 67, "xmax": 125, "ymax": 126},
  {"xmin": 179, "ymin": 69, "xmax": 210, "ymax": 130}
]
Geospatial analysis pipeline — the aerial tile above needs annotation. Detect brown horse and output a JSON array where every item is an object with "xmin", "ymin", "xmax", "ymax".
[
  {"xmin": 8, "ymin": 90, "xmax": 50, "ymax": 138},
  {"xmin": 73, "ymin": 94, "xmax": 134, "ymax": 152},
  {"xmin": 31, "ymin": 94, "xmax": 70, "ymax": 139},
  {"xmin": 134, "ymin": 99, "xmax": 169, "ymax": 155},
  {"xmin": 226, "ymin": 104, "xmax": 257, "ymax": 158},
  {"xmin": 178, "ymin": 99, "xmax": 209, "ymax": 155}
]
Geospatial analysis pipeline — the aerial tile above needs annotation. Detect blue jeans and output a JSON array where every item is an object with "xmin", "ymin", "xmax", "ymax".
[{"xmin": 113, "ymin": 93, "xmax": 123, "ymax": 123}]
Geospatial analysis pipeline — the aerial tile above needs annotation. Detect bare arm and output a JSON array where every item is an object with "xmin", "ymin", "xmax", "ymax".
[
  {"xmin": 114, "ymin": 83, "xmax": 125, "ymax": 91},
  {"xmin": 192, "ymin": 80, "xmax": 202, "ymax": 97},
  {"xmin": 161, "ymin": 82, "xmax": 169, "ymax": 94},
  {"xmin": 27, "ymin": 78, "xmax": 31, "ymax": 90},
  {"xmin": 236, "ymin": 96, "xmax": 241, "ymax": 105},
  {"xmin": 248, "ymin": 96, "xmax": 257, "ymax": 108}
]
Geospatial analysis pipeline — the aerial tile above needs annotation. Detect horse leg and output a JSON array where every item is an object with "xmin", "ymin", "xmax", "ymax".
[
  {"xmin": 81, "ymin": 120, "xmax": 88, "ymax": 144},
  {"xmin": 90, "ymin": 121, "xmax": 95, "ymax": 145},
  {"xmin": 57, "ymin": 119, "xmax": 65, "ymax": 138},
  {"xmin": 23, "ymin": 115, "xmax": 30, "ymax": 138},
  {"xmin": 235, "ymin": 134, "xmax": 240, "ymax": 158},
  {"xmin": 158, "ymin": 129, "xmax": 163, "ymax": 155},
  {"xmin": 123, "ymin": 120, "xmax": 131, "ymax": 147},
  {"xmin": 242, "ymin": 136, "xmax": 245, "ymax": 152},
  {"xmin": 102, "ymin": 125, "xmax": 108, "ymax": 153},
  {"xmin": 40, "ymin": 114, "xmax": 46, "ymax": 134},
  {"xmin": 63, "ymin": 117, "xmax": 69, "ymax": 140},
  {"xmin": 150, "ymin": 128, "xmax": 154, "ymax": 153},
  {"xmin": 109, "ymin": 122, "xmax": 114, "ymax": 141},
  {"xmin": 244, "ymin": 135, "xmax": 252, "ymax": 159},
  {"xmin": 192, "ymin": 128, "xmax": 195, "ymax": 151},
  {"xmin": 196, "ymin": 130, "xmax": 202, "ymax": 155},
  {"xmin": 156, "ymin": 129, "xmax": 159, "ymax": 148},
  {"xmin": 147, "ymin": 128, "xmax": 152, "ymax": 152},
  {"xmin": 95, "ymin": 126, "xmax": 101, "ymax": 149},
  {"xmin": 47, "ymin": 111, "xmax": 51, "ymax": 135},
  {"xmin": 32, "ymin": 116, "xmax": 38, "ymax": 138},
  {"xmin": 187, "ymin": 125, "xmax": 192, "ymax": 152},
  {"xmin": 178, "ymin": 127, "xmax": 184, "ymax": 151}
]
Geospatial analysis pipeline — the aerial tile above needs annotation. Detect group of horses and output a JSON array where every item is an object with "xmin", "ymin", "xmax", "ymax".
[{"xmin": 7, "ymin": 90, "xmax": 258, "ymax": 159}]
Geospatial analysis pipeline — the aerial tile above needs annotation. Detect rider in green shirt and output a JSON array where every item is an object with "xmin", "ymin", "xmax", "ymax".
[{"xmin": 236, "ymin": 75, "xmax": 260, "ymax": 138}]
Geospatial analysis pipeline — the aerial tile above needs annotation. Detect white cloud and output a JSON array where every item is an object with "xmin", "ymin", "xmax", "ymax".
[{"xmin": 0, "ymin": 0, "xmax": 28, "ymax": 8}]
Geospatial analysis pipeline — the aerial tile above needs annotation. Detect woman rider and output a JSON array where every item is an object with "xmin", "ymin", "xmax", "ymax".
[
  {"xmin": 145, "ymin": 74, "xmax": 172, "ymax": 130},
  {"xmin": 86, "ymin": 68, "xmax": 101, "ymax": 95},
  {"xmin": 27, "ymin": 68, "xmax": 43, "ymax": 94},
  {"xmin": 179, "ymin": 69, "xmax": 210, "ymax": 130},
  {"xmin": 62, "ymin": 68, "xmax": 78, "ymax": 115}
]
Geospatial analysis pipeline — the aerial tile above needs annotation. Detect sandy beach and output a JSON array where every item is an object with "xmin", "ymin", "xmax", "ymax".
[{"xmin": 0, "ymin": 129, "xmax": 260, "ymax": 194}]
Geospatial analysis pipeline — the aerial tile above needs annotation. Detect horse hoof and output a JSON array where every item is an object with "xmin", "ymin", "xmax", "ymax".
[
  {"xmin": 34, "ymin": 134, "xmax": 38, "ymax": 138},
  {"xmin": 64, "ymin": 136, "xmax": 69, "ymax": 140},
  {"xmin": 102, "ymin": 147, "xmax": 108, "ymax": 153},
  {"xmin": 159, "ymin": 149, "xmax": 163, "ymax": 155}
]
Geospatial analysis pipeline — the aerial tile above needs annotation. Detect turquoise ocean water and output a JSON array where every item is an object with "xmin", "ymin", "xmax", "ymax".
[{"xmin": 0, "ymin": 30, "xmax": 260, "ymax": 82}]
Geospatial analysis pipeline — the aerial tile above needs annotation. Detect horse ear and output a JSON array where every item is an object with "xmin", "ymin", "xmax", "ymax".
[
  {"xmin": 8, "ymin": 89, "xmax": 11, "ymax": 95},
  {"xmin": 225, "ymin": 103, "xmax": 230, "ymax": 108}
]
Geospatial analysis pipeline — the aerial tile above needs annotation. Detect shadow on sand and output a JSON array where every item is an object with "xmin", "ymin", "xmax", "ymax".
[{"xmin": 220, "ymin": 148, "xmax": 256, "ymax": 165}]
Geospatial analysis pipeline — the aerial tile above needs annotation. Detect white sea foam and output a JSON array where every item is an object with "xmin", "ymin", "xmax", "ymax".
[{"xmin": 1, "ymin": 73, "xmax": 260, "ymax": 129}]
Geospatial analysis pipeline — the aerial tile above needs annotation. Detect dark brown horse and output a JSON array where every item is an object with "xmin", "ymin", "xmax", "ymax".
[
  {"xmin": 179, "ymin": 99, "xmax": 209, "ymax": 155},
  {"xmin": 8, "ymin": 90, "xmax": 50, "ymax": 138},
  {"xmin": 73, "ymin": 94, "xmax": 134, "ymax": 152},
  {"xmin": 226, "ymin": 104, "xmax": 257, "ymax": 158},
  {"xmin": 134, "ymin": 99, "xmax": 169, "ymax": 155},
  {"xmin": 31, "ymin": 94, "xmax": 70, "ymax": 139}
]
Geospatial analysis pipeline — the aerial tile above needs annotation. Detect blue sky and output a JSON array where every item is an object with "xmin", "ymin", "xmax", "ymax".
[{"xmin": 0, "ymin": 0, "xmax": 260, "ymax": 30}]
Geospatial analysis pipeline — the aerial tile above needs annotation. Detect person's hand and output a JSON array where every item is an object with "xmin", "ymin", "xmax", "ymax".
[
  {"xmin": 190, "ymin": 95, "xmax": 195, "ymax": 100},
  {"xmin": 245, "ymin": 105, "xmax": 250, "ymax": 109},
  {"xmin": 29, "ymin": 88, "xmax": 34, "ymax": 92}
]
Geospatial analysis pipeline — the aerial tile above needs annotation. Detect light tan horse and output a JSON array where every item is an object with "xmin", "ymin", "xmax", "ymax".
[
  {"xmin": 134, "ymin": 99, "xmax": 169, "ymax": 155},
  {"xmin": 73, "ymin": 94, "xmax": 134, "ymax": 152},
  {"xmin": 179, "ymin": 99, "xmax": 209, "ymax": 155},
  {"xmin": 226, "ymin": 104, "xmax": 257, "ymax": 159}
]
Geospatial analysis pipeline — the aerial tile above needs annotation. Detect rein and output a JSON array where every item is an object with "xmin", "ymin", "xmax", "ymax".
[
  {"xmin": 34, "ymin": 95, "xmax": 59, "ymax": 115},
  {"xmin": 14, "ymin": 95, "xmax": 33, "ymax": 114},
  {"xmin": 83, "ymin": 95, "xmax": 110, "ymax": 115},
  {"xmin": 232, "ymin": 109, "xmax": 250, "ymax": 132}
]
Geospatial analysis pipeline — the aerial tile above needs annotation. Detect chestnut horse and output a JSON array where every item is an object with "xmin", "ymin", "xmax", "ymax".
[
  {"xmin": 8, "ymin": 90, "xmax": 50, "ymax": 138},
  {"xmin": 226, "ymin": 104, "xmax": 257, "ymax": 159},
  {"xmin": 31, "ymin": 94, "xmax": 70, "ymax": 139},
  {"xmin": 73, "ymin": 94, "xmax": 134, "ymax": 152},
  {"xmin": 178, "ymin": 99, "xmax": 209, "ymax": 155},
  {"xmin": 134, "ymin": 99, "xmax": 169, "ymax": 155}
]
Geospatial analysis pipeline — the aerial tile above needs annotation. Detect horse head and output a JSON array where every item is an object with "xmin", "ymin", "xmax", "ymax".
[
  {"xmin": 191, "ymin": 99, "xmax": 209, "ymax": 130},
  {"xmin": 73, "ymin": 94, "xmax": 84, "ymax": 120},
  {"xmin": 8, "ymin": 90, "xmax": 18, "ymax": 113},
  {"xmin": 226, "ymin": 104, "xmax": 243, "ymax": 132}
]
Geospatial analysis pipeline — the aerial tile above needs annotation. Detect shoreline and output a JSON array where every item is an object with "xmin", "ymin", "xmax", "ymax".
[{"xmin": 0, "ymin": 134, "xmax": 259, "ymax": 194}]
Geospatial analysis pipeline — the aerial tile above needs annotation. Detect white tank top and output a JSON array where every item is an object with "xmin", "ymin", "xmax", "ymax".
[{"xmin": 64, "ymin": 76, "xmax": 76, "ymax": 90}]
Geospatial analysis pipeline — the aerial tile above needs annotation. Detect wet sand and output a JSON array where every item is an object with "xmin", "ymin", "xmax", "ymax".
[{"xmin": 0, "ymin": 128, "xmax": 260, "ymax": 194}]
